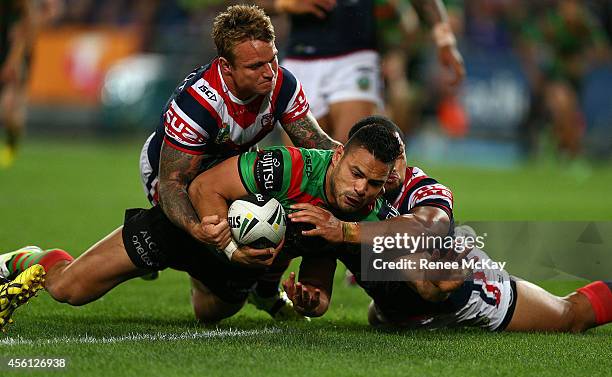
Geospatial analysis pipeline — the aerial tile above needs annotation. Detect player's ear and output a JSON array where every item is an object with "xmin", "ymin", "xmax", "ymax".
[
  {"xmin": 331, "ymin": 145, "xmax": 344, "ymax": 166},
  {"xmin": 219, "ymin": 57, "xmax": 232, "ymax": 74}
]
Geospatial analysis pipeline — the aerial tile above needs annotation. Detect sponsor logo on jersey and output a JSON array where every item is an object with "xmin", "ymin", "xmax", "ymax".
[
  {"xmin": 164, "ymin": 106, "xmax": 207, "ymax": 145},
  {"xmin": 409, "ymin": 184, "xmax": 454, "ymax": 210},
  {"xmin": 304, "ymin": 155, "xmax": 313, "ymax": 177},
  {"xmin": 198, "ymin": 84, "xmax": 218, "ymax": 102},
  {"xmin": 255, "ymin": 150, "xmax": 283, "ymax": 193}
]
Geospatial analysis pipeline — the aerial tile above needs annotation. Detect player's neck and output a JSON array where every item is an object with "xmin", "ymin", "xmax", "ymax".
[
  {"xmin": 221, "ymin": 72, "xmax": 257, "ymax": 102},
  {"xmin": 324, "ymin": 166, "xmax": 336, "ymax": 208}
]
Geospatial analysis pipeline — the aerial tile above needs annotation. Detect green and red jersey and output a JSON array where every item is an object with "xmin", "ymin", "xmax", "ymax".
[{"xmin": 238, "ymin": 146, "xmax": 398, "ymax": 222}]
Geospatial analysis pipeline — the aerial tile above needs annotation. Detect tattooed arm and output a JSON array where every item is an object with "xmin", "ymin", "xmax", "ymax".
[
  {"xmin": 282, "ymin": 111, "xmax": 341, "ymax": 150},
  {"xmin": 158, "ymin": 143, "xmax": 231, "ymax": 247}
]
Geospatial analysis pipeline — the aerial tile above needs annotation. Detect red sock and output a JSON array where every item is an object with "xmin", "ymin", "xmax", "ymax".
[
  {"xmin": 37, "ymin": 249, "xmax": 74, "ymax": 272},
  {"xmin": 577, "ymin": 281, "xmax": 612, "ymax": 325}
]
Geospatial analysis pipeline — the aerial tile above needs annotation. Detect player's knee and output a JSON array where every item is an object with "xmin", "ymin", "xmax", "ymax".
[
  {"xmin": 191, "ymin": 288, "xmax": 243, "ymax": 324},
  {"xmin": 192, "ymin": 300, "xmax": 243, "ymax": 324},
  {"xmin": 44, "ymin": 270, "xmax": 89, "ymax": 306}
]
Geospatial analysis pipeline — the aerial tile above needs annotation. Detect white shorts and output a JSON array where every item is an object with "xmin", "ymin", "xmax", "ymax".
[
  {"xmin": 373, "ymin": 247, "xmax": 517, "ymax": 332},
  {"xmin": 139, "ymin": 132, "xmax": 159, "ymax": 205},
  {"xmin": 283, "ymin": 50, "xmax": 383, "ymax": 119}
]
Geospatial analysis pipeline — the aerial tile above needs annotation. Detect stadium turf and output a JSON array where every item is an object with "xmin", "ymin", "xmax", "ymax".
[{"xmin": 0, "ymin": 138, "xmax": 610, "ymax": 376}]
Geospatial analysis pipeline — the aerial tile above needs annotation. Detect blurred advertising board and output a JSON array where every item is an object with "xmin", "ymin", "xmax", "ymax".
[{"xmin": 27, "ymin": 27, "xmax": 139, "ymax": 105}]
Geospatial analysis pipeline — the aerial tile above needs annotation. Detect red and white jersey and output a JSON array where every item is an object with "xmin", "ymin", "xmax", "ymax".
[
  {"xmin": 390, "ymin": 166, "xmax": 454, "ymax": 218},
  {"xmin": 146, "ymin": 58, "xmax": 309, "ymax": 173}
]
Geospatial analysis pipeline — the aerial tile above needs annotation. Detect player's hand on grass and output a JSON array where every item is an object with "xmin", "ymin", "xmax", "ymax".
[
  {"xmin": 288, "ymin": 203, "xmax": 344, "ymax": 243},
  {"xmin": 275, "ymin": 0, "xmax": 336, "ymax": 18},
  {"xmin": 191, "ymin": 215, "xmax": 231, "ymax": 248},
  {"xmin": 438, "ymin": 44, "xmax": 465, "ymax": 86},
  {"xmin": 283, "ymin": 272, "xmax": 321, "ymax": 314},
  {"xmin": 231, "ymin": 237, "xmax": 284, "ymax": 267}
]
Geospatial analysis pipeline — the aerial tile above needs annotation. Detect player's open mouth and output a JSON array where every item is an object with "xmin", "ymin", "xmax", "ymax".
[{"xmin": 344, "ymin": 196, "xmax": 361, "ymax": 207}]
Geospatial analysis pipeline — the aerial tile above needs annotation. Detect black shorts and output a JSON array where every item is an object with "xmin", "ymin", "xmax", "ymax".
[{"xmin": 122, "ymin": 206, "xmax": 264, "ymax": 303}]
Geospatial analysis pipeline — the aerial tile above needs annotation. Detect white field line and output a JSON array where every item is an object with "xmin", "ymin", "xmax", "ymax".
[{"xmin": 0, "ymin": 328, "xmax": 281, "ymax": 346}]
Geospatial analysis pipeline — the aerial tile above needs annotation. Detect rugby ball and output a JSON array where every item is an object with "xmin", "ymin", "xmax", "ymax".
[{"xmin": 227, "ymin": 194, "xmax": 286, "ymax": 249}]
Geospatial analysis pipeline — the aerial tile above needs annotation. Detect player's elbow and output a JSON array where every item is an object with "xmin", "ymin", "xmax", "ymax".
[{"xmin": 187, "ymin": 175, "xmax": 208, "ymax": 204}]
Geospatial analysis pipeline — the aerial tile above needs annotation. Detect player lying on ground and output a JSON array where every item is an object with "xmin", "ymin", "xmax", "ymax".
[
  {"xmin": 0, "ymin": 119, "xmax": 417, "ymax": 330},
  {"xmin": 138, "ymin": 4, "xmax": 339, "ymax": 318},
  {"xmin": 280, "ymin": 121, "xmax": 612, "ymax": 333}
]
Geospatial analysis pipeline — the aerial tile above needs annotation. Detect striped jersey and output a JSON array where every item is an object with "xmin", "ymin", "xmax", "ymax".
[
  {"xmin": 389, "ymin": 167, "xmax": 454, "ymax": 219},
  {"xmin": 146, "ymin": 58, "xmax": 310, "ymax": 175}
]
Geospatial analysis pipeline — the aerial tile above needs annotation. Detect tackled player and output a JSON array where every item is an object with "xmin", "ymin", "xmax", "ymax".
[{"xmin": 0, "ymin": 119, "xmax": 403, "ymax": 330}]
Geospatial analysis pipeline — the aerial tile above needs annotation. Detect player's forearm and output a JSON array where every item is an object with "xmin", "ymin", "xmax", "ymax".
[
  {"xmin": 283, "ymin": 113, "xmax": 341, "ymax": 150},
  {"xmin": 341, "ymin": 213, "xmax": 450, "ymax": 245},
  {"xmin": 158, "ymin": 144, "xmax": 203, "ymax": 234},
  {"xmin": 410, "ymin": 0, "xmax": 457, "ymax": 49},
  {"xmin": 158, "ymin": 180, "xmax": 201, "ymax": 233},
  {"xmin": 410, "ymin": 0, "xmax": 447, "ymax": 27},
  {"xmin": 188, "ymin": 180, "xmax": 229, "ymax": 221}
]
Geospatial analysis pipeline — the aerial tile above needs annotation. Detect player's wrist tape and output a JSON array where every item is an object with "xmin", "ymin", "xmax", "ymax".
[
  {"xmin": 223, "ymin": 240, "xmax": 238, "ymax": 260},
  {"xmin": 433, "ymin": 22, "xmax": 457, "ymax": 48},
  {"xmin": 342, "ymin": 222, "xmax": 359, "ymax": 243}
]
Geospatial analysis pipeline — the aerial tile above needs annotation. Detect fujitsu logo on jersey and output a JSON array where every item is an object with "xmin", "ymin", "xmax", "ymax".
[{"xmin": 255, "ymin": 150, "xmax": 283, "ymax": 192}]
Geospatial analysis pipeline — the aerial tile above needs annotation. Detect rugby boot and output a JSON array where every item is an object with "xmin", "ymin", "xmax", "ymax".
[{"xmin": 0, "ymin": 264, "xmax": 45, "ymax": 332}]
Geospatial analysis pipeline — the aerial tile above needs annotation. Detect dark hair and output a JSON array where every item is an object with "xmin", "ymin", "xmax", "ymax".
[
  {"xmin": 212, "ymin": 5, "xmax": 275, "ymax": 64},
  {"xmin": 344, "ymin": 116, "xmax": 402, "ymax": 164},
  {"xmin": 348, "ymin": 115, "xmax": 405, "ymax": 140}
]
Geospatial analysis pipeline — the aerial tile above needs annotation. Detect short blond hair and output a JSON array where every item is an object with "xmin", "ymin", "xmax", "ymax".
[{"xmin": 212, "ymin": 5, "xmax": 275, "ymax": 64}]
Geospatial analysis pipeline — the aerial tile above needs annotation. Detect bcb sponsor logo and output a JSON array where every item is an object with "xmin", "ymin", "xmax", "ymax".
[{"xmin": 255, "ymin": 150, "xmax": 283, "ymax": 192}]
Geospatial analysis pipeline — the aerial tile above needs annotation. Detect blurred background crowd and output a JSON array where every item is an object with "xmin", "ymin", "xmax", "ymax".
[{"xmin": 4, "ymin": 0, "xmax": 612, "ymax": 167}]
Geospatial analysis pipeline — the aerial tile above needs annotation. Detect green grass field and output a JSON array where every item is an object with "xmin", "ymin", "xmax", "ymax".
[{"xmin": 0, "ymin": 139, "xmax": 611, "ymax": 376}]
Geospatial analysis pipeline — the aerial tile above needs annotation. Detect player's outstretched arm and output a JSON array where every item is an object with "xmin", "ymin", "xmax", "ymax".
[
  {"xmin": 282, "ymin": 111, "xmax": 341, "ymax": 150},
  {"xmin": 289, "ymin": 204, "xmax": 451, "ymax": 247}
]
